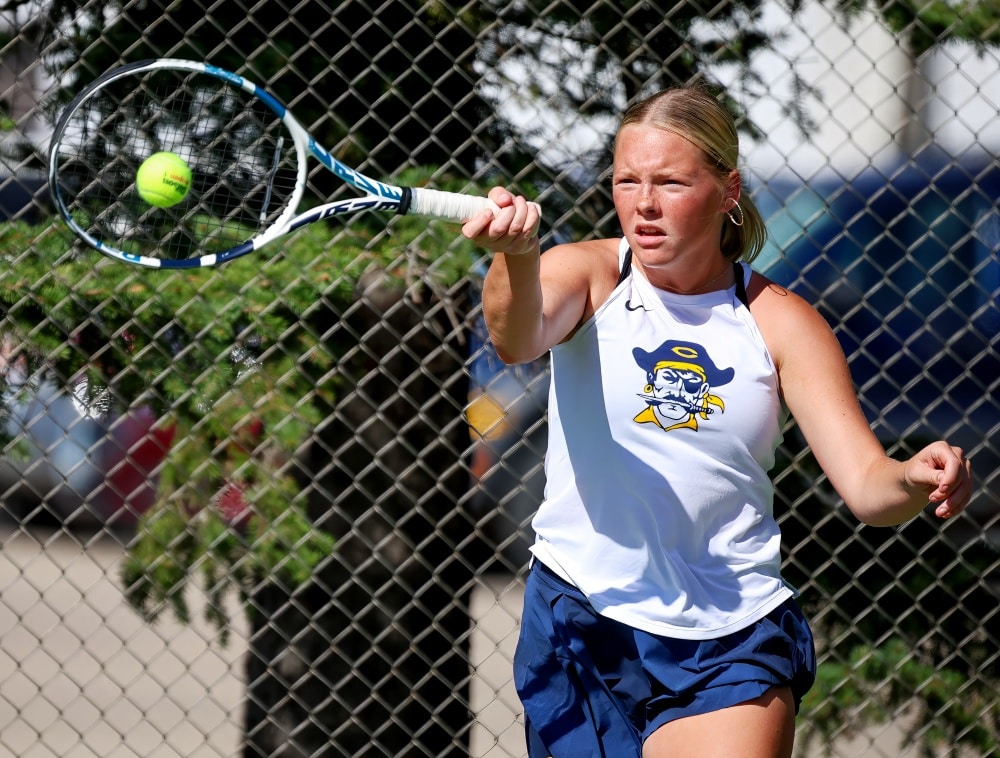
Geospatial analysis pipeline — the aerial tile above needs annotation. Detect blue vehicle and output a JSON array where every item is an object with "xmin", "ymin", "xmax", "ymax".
[
  {"xmin": 756, "ymin": 152, "xmax": 999, "ymax": 540},
  {"xmin": 0, "ymin": 371, "xmax": 172, "ymax": 531}
]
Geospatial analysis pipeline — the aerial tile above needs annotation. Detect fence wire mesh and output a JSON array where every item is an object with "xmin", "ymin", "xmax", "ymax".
[{"xmin": 0, "ymin": 0, "xmax": 997, "ymax": 756}]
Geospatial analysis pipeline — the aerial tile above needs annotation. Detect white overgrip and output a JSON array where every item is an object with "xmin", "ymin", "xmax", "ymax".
[
  {"xmin": 408, "ymin": 187, "xmax": 497, "ymax": 221},
  {"xmin": 408, "ymin": 188, "xmax": 542, "ymax": 232}
]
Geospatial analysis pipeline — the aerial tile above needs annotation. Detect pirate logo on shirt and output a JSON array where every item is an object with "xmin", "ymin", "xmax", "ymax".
[{"xmin": 632, "ymin": 340, "xmax": 735, "ymax": 432}]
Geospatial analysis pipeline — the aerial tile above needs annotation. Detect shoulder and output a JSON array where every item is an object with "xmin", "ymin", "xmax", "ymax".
[
  {"xmin": 744, "ymin": 269, "xmax": 843, "ymax": 371},
  {"xmin": 540, "ymin": 238, "xmax": 623, "ymax": 335},
  {"xmin": 542, "ymin": 237, "xmax": 620, "ymax": 268},
  {"xmin": 542, "ymin": 238, "xmax": 622, "ymax": 295},
  {"xmin": 744, "ymin": 269, "xmax": 812, "ymax": 313}
]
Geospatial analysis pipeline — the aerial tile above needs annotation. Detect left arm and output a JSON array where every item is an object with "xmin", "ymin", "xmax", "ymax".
[{"xmin": 750, "ymin": 275, "xmax": 973, "ymax": 526}]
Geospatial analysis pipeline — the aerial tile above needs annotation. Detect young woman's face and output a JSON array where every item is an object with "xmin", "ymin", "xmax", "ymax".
[{"xmin": 612, "ymin": 123, "xmax": 732, "ymax": 272}]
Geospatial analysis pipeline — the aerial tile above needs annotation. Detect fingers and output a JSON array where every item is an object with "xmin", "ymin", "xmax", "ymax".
[
  {"xmin": 483, "ymin": 186, "xmax": 540, "ymax": 240},
  {"xmin": 931, "ymin": 446, "xmax": 973, "ymax": 518},
  {"xmin": 461, "ymin": 187, "xmax": 541, "ymax": 255},
  {"xmin": 909, "ymin": 443, "xmax": 973, "ymax": 519}
]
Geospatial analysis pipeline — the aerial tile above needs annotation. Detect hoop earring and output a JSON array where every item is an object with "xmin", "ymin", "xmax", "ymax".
[{"xmin": 727, "ymin": 201, "xmax": 745, "ymax": 227}]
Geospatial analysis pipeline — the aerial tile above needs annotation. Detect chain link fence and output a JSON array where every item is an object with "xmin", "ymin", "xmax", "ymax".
[{"xmin": 0, "ymin": 1, "xmax": 997, "ymax": 756}]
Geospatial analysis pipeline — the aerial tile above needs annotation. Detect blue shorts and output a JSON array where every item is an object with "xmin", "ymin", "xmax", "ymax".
[{"xmin": 514, "ymin": 561, "xmax": 816, "ymax": 758}]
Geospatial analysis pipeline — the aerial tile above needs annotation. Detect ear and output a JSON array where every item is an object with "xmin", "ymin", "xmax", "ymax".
[{"xmin": 723, "ymin": 170, "xmax": 742, "ymax": 211}]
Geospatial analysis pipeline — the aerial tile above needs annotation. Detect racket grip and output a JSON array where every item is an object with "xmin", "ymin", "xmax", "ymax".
[
  {"xmin": 407, "ymin": 187, "xmax": 541, "ymax": 229},
  {"xmin": 407, "ymin": 187, "xmax": 496, "ymax": 221}
]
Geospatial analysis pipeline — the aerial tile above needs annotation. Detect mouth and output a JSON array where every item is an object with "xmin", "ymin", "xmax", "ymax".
[{"xmin": 633, "ymin": 225, "xmax": 666, "ymax": 244}]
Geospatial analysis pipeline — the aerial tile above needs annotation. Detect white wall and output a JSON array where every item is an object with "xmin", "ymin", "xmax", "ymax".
[{"xmin": 744, "ymin": 0, "xmax": 1000, "ymax": 179}]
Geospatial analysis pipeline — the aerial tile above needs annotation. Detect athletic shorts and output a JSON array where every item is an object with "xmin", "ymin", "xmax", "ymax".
[{"xmin": 513, "ymin": 561, "xmax": 817, "ymax": 758}]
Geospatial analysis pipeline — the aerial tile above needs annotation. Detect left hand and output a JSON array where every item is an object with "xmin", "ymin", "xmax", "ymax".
[{"xmin": 903, "ymin": 442, "xmax": 973, "ymax": 518}]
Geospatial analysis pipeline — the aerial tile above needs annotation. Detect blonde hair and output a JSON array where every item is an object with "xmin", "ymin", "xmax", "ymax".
[{"xmin": 617, "ymin": 86, "xmax": 767, "ymax": 263}]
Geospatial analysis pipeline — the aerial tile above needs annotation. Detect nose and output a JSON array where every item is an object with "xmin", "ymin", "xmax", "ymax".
[{"xmin": 637, "ymin": 184, "xmax": 656, "ymax": 213}]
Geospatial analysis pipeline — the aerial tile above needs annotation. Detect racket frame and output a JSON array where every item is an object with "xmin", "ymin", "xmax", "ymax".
[{"xmin": 48, "ymin": 58, "xmax": 495, "ymax": 269}]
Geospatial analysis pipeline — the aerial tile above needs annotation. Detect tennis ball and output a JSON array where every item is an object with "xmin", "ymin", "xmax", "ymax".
[{"xmin": 136, "ymin": 151, "xmax": 192, "ymax": 208}]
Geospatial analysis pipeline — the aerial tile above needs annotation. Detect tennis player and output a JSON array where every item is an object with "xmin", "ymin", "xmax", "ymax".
[{"xmin": 462, "ymin": 85, "xmax": 973, "ymax": 757}]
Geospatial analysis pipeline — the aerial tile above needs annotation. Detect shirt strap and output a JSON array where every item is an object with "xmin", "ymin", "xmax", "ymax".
[
  {"xmin": 733, "ymin": 261, "xmax": 750, "ymax": 308},
  {"xmin": 617, "ymin": 248, "xmax": 633, "ymax": 287}
]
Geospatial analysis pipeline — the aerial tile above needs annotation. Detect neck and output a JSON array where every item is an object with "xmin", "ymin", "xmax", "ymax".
[{"xmin": 659, "ymin": 262, "xmax": 733, "ymax": 295}]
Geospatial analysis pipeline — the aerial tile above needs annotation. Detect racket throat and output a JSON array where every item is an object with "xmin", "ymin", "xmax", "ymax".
[{"xmin": 259, "ymin": 136, "xmax": 285, "ymax": 222}]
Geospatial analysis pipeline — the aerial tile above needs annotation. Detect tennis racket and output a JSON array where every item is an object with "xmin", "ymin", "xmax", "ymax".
[{"xmin": 49, "ymin": 58, "xmax": 532, "ymax": 269}]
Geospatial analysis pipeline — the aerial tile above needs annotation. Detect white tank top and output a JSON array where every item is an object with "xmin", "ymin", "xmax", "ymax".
[{"xmin": 530, "ymin": 240, "xmax": 796, "ymax": 640}]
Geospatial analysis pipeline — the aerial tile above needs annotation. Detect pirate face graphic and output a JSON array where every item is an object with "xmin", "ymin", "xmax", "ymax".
[{"xmin": 633, "ymin": 341, "xmax": 735, "ymax": 431}]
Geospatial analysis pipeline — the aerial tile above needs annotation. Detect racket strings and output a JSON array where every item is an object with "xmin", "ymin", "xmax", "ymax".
[{"xmin": 53, "ymin": 70, "xmax": 299, "ymax": 261}]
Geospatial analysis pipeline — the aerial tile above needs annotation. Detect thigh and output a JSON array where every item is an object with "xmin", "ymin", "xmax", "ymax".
[{"xmin": 642, "ymin": 686, "xmax": 796, "ymax": 758}]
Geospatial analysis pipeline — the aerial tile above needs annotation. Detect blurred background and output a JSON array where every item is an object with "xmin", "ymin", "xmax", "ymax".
[{"xmin": 0, "ymin": 1, "xmax": 997, "ymax": 756}]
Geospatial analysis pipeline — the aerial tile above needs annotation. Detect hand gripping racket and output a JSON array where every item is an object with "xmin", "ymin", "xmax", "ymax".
[{"xmin": 48, "ymin": 59, "xmax": 534, "ymax": 269}]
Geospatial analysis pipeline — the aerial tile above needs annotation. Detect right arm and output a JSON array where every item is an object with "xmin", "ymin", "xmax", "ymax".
[{"xmin": 462, "ymin": 188, "xmax": 607, "ymax": 364}]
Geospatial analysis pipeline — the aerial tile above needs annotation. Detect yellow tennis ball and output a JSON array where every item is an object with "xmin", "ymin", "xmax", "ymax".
[{"xmin": 136, "ymin": 152, "xmax": 192, "ymax": 208}]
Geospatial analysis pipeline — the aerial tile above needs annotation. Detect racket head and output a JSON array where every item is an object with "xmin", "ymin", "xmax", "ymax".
[{"xmin": 48, "ymin": 59, "xmax": 308, "ymax": 269}]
